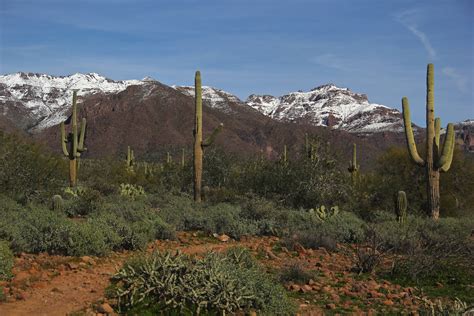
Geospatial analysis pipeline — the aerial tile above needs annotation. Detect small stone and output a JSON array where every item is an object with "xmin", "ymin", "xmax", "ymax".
[
  {"xmin": 383, "ymin": 300, "xmax": 394, "ymax": 306},
  {"xmin": 81, "ymin": 256, "xmax": 96, "ymax": 265},
  {"xmin": 67, "ymin": 262, "xmax": 79, "ymax": 270},
  {"xmin": 97, "ymin": 303, "xmax": 114, "ymax": 314},
  {"xmin": 308, "ymin": 279, "xmax": 316, "ymax": 285},
  {"xmin": 289, "ymin": 284, "xmax": 300, "ymax": 291},
  {"xmin": 299, "ymin": 284, "xmax": 312, "ymax": 293},
  {"xmin": 216, "ymin": 234, "xmax": 230, "ymax": 242},
  {"xmin": 330, "ymin": 293, "xmax": 341, "ymax": 303},
  {"xmin": 326, "ymin": 303, "xmax": 336, "ymax": 309}
]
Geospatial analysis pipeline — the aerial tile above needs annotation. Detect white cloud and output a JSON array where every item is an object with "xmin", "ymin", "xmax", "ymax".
[
  {"xmin": 310, "ymin": 54, "xmax": 347, "ymax": 71},
  {"xmin": 442, "ymin": 67, "xmax": 468, "ymax": 93},
  {"xmin": 394, "ymin": 9, "xmax": 436, "ymax": 60}
]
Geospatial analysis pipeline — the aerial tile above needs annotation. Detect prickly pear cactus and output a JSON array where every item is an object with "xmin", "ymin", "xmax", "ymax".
[
  {"xmin": 309, "ymin": 205, "xmax": 340, "ymax": 221},
  {"xmin": 119, "ymin": 183, "xmax": 145, "ymax": 200}
]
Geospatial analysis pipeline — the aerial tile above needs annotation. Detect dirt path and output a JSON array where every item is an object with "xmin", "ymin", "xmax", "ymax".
[
  {"xmin": 0, "ymin": 234, "xmax": 255, "ymax": 316},
  {"xmin": 0, "ymin": 255, "xmax": 125, "ymax": 316},
  {"xmin": 0, "ymin": 233, "xmax": 427, "ymax": 315}
]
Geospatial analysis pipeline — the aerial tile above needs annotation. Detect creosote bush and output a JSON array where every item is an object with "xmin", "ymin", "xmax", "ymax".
[
  {"xmin": 0, "ymin": 240, "xmax": 14, "ymax": 280},
  {"xmin": 108, "ymin": 248, "xmax": 296, "ymax": 315}
]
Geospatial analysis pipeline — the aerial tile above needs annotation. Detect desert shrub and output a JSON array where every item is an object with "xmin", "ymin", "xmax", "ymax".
[
  {"xmin": 279, "ymin": 263, "xmax": 314, "ymax": 284},
  {"xmin": 0, "ymin": 240, "xmax": 14, "ymax": 280},
  {"xmin": 0, "ymin": 197, "xmax": 174, "ymax": 256},
  {"xmin": 356, "ymin": 147, "xmax": 474, "ymax": 218},
  {"xmin": 64, "ymin": 188, "xmax": 103, "ymax": 217},
  {"xmin": 286, "ymin": 210, "xmax": 365, "ymax": 244},
  {"xmin": 283, "ymin": 230, "xmax": 338, "ymax": 252},
  {"xmin": 2, "ymin": 206, "xmax": 112, "ymax": 256},
  {"xmin": 0, "ymin": 131, "xmax": 66, "ymax": 203},
  {"xmin": 109, "ymin": 248, "xmax": 296, "ymax": 315}
]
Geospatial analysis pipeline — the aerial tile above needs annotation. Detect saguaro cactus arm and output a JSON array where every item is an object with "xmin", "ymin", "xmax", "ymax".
[
  {"xmin": 402, "ymin": 97, "xmax": 425, "ymax": 166},
  {"xmin": 77, "ymin": 118, "xmax": 87, "ymax": 153},
  {"xmin": 202, "ymin": 123, "xmax": 224, "ymax": 147},
  {"xmin": 60, "ymin": 122, "xmax": 69, "ymax": 157},
  {"xmin": 437, "ymin": 123, "xmax": 455, "ymax": 172}
]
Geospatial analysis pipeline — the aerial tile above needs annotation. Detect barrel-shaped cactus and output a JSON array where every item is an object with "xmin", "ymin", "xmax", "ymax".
[
  {"xmin": 193, "ymin": 71, "xmax": 224, "ymax": 202},
  {"xmin": 52, "ymin": 195, "xmax": 64, "ymax": 212},
  {"xmin": 60, "ymin": 91, "xmax": 87, "ymax": 187},
  {"xmin": 402, "ymin": 64, "xmax": 455, "ymax": 219},
  {"xmin": 396, "ymin": 191, "xmax": 407, "ymax": 223}
]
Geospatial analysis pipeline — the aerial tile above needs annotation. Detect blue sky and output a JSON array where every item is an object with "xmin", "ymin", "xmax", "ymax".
[{"xmin": 0, "ymin": 0, "xmax": 472, "ymax": 124}]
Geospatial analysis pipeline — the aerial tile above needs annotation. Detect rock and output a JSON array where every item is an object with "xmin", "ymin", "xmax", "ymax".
[
  {"xmin": 383, "ymin": 300, "xmax": 394, "ymax": 306},
  {"xmin": 289, "ymin": 284, "xmax": 301, "ymax": 291},
  {"xmin": 97, "ymin": 303, "xmax": 114, "ymax": 314},
  {"xmin": 368, "ymin": 291, "xmax": 383, "ymax": 299},
  {"xmin": 67, "ymin": 262, "xmax": 79, "ymax": 270},
  {"xmin": 81, "ymin": 256, "xmax": 96, "ymax": 265},
  {"xmin": 294, "ymin": 242, "xmax": 306, "ymax": 255},
  {"xmin": 326, "ymin": 303, "xmax": 336, "ymax": 309},
  {"xmin": 322, "ymin": 286, "xmax": 333, "ymax": 294},
  {"xmin": 215, "ymin": 234, "xmax": 230, "ymax": 242},
  {"xmin": 12, "ymin": 271, "xmax": 30, "ymax": 285},
  {"xmin": 308, "ymin": 279, "xmax": 316, "ymax": 285},
  {"xmin": 330, "ymin": 293, "xmax": 341, "ymax": 303},
  {"xmin": 300, "ymin": 284, "xmax": 312, "ymax": 293}
]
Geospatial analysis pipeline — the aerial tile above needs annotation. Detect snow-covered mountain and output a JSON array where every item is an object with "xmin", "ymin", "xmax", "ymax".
[
  {"xmin": 172, "ymin": 85, "xmax": 242, "ymax": 113},
  {"xmin": 0, "ymin": 72, "xmax": 144, "ymax": 131},
  {"xmin": 246, "ymin": 84, "xmax": 404, "ymax": 133},
  {"xmin": 1, "ymin": 72, "xmax": 407, "ymax": 134}
]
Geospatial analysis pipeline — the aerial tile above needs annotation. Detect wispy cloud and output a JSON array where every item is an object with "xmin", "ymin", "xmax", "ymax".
[
  {"xmin": 442, "ymin": 67, "xmax": 468, "ymax": 93},
  {"xmin": 395, "ymin": 9, "xmax": 436, "ymax": 60},
  {"xmin": 309, "ymin": 53, "xmax": 349, "ymax": 71}
]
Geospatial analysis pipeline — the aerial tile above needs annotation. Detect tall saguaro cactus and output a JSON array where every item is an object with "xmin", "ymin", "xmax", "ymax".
[
  {"xmin": 402, "ymin": 64, "xmax": 455, "ymax": 219},
  {"xmin": 193, "ymin": 71, "xmax": 224, "ymax": 202},
  {"xmin": 61, "ymin": 91, "xmax": 87, "ymax": 187},
  {"xmin": 347, "ymin": 143, "xmax": 359, "ymax": 185},
  {"xmin": 126, "ymin": 146, "xmax": 134, "ymax": 172}
]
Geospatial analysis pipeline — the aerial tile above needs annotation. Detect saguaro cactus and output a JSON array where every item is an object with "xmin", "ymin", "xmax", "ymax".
[
  {"xmin": 396, "ymin": 191, "xmax": 407, "ymax": 223},
  {"xmin": 126, "ymin": 146, "xmax": 134, "ymax": 172},
  {"xmin": 61, "ymin": 91, "xmax": 87, "ymax": 187},
  {"xmin": 402, "ymin": 64, "xmax": 455, "ymax": 219},
  {"xmin": 181, "ymin": 148, "xmax": 185, "ymax": 168},
  {"xmin": 282, "ymin": 145, "xmax": 288, "ymax": 163},
  {"xmin": 193, "ymin": 71, "xmax": 224, "ymax": 202},
  {"xmin": 347, "ymin": 143, "xmax": 359, "ymax": 184}
]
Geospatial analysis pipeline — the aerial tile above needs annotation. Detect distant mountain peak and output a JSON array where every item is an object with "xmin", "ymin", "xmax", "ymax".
[{"xmin": 246, "ymin": 84, "xmax": 400, "ymax": 133}]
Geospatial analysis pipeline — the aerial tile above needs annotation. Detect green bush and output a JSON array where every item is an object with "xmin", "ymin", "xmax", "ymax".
[
  {"xmin": 0, "ymin": 195, "xmax": 175, "ymax": 256},
  {"xmin": 0, "ymin": 240, "xmax": 14, "ymax": 280},
  {"xmin": 109, "ymin": 248, "xmax": 296, "ymax": 315},
  {"xmin": 0, "ymin": 131, "xmax": 66, "ymax": 203}
]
